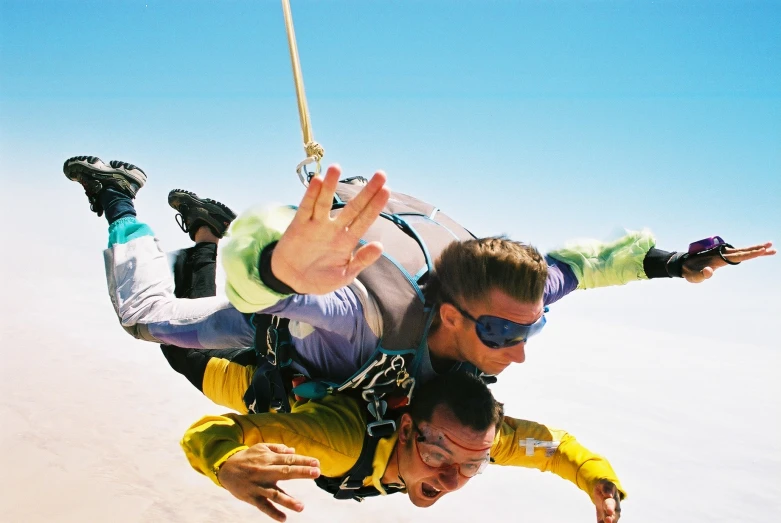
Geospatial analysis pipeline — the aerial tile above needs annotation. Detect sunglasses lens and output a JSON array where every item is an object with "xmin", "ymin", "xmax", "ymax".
[{"xmin": 476, "ymin": 314, "xmax": 547, "ymax": 349}]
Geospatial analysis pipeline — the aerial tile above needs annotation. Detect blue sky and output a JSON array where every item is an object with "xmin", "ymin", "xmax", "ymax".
[
  {"xmin": 1, "ymin": 0, "xmax": 779, "ymax": 340},
  {"xmin": 2, "ymin": 0, "xmax": 778, "ymax": 243}
]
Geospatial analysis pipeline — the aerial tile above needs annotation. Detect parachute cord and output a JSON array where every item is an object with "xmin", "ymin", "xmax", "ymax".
[{"xmin": 281, "ymin": 0, "xmax": 324, "ymax": 186}]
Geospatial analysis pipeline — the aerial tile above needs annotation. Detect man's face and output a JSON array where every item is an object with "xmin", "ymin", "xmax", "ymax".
[
  {"xmin": 450, "ymin": 288, "xmax": 545, "ymax": 375},
  {"xmin": 397, "ymin": 405, "xmax": 496, "ymax": 508}
]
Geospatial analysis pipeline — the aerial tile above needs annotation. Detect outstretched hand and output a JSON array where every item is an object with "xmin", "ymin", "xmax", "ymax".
[
  {"xmin": 217, "ymin": 443, "xmax": 321, "ymax": 522},
  {"xmin": 683, "ymin": 241, "xmax": 775, "ymax": 283},
  {"xmin": 271, "ymin": 164, "xmax": 390, "ymax": 295},
  {"xmin": 593, "ymin": 479, "xmax": 622, "ymax": 523}
]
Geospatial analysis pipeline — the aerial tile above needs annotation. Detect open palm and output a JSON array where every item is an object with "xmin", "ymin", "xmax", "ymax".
[
  {"xmin": 683, "ymin": 241, "xmax": 775, "ymax": 283},
  {"xmin": 271, "ymin": 164, "xmax": 390, "ymax": 295}
]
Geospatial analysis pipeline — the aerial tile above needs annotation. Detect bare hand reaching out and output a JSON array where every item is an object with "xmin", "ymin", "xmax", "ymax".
[
  {"xmin": 271, "ymin": 164, "xmax": 390, "ymax": 295},
  {"xmin": 593, "ymin": 479, "xmax": 622, "ymax": 523},
  {"xmin": 217, "ymin": 443, "xmax": 321, "ymax": 521},
  {"xmin": 683, "ymin": 241, "xmax": 775, "ymax": 283}
]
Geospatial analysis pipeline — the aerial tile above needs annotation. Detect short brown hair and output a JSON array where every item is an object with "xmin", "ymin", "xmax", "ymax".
[
  {"xmin": 433, "ymin": 236, "xmax": 548, "ymax": 307},
  {"xmin": 409, "ymin": 372, "xmax": 504, "ymax": 433}
]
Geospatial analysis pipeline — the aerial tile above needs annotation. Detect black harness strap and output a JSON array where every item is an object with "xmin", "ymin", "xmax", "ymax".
[
  {"xmin": 314, "ymin": 431, "xmax": 405, "ymax": 502},
  {"xmin": 242, "ymin": 313, "xmax": 296, "ymax": 413}
]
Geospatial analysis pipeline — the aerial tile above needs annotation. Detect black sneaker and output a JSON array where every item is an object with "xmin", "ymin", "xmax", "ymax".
[
  {"xmin": 168, "ymin": 189, "xmax": 237, "ymax": 240},
  {"xmin": 64, "ymin": 155, "xmax": 147, "ymax": 216}
]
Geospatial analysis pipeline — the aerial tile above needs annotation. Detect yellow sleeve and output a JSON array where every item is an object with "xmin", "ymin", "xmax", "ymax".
[
  {"xmin": 180, "ymin": 395, "xmax": 367, "ymax": 487},
  {"xmin": 201, "ymin": 356, "xmax": 255, "ymax": 414},
  {"xmin": 490, "ymin": 416, "xmax": 627, "ymax": 504}
]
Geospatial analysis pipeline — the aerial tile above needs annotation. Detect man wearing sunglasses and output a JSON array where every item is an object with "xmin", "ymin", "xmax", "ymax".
[
  {"xmin": 182, "ymin": 372, "xmax": 624, "ymax": 522},
  {"xmin": 221, "ymin": 164, "xmax": 772, "ymax": 391},
  {"xmin": 65, "ymin": 156, "xmax": 775, "ymax": 414}
]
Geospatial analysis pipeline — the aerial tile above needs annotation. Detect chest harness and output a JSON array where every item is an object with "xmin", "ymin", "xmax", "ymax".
[{"xmin": 242, "ymin": 179, "xmax": 476, "ymax": 500}]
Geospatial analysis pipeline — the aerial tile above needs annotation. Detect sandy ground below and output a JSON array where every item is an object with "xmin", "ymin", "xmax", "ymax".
[{"xmin": 2, "ymin": 292, "xmax": 779, "ymax": 522}]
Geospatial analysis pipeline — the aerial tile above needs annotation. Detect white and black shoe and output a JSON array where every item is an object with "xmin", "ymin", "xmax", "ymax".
[
  {"xmin": 168, "ymin": 189, "xmax": 236, "ymax": 240},
  {"xmin": 64, "ymin": 155, "xmax": 147, "ymax": 216}
]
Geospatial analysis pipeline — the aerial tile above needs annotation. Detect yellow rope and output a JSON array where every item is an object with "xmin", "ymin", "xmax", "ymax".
[{"xmin": 281, "ymin": 0, "xmax": 324, "ymax": 177}]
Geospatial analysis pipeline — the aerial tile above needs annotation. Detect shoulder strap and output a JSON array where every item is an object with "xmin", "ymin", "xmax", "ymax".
[
  {"xmin": 307, "ymin": 182, "xmax": 475, "ymax": 438},
  {"xmin": 333, "ymin": 182, "xmax": 474, "ymax": 351},
  {"xmin": 314, "ymin": 430, "xmax": 405, "ymax": 502},
  {"xmin": 242, "ymin": 313, "xmax": 299, "ymax": 414}
]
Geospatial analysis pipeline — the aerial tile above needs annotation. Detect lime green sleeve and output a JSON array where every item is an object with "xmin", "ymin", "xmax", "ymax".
[
  {"xmin": 490, "ymin": 417, "xmax": 626, "ymax": 504},
  {"xmin": 219, "ymin": 205, "xmax": 297, "ymax": 313},
  {"xmin": 547, "ymin": 229, "xmax": 656, "ymax": 289}
]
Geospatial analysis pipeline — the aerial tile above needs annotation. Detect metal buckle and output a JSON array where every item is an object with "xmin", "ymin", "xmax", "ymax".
[
  {"xmin": 339, "ymin": 476, "xmax": 363, "ymax": 490},
  {"xmin": 270, "ymin": 397, "xmax": 285, "ymax": 412},
  {"xmin": 366, "ymin": 419, "xmax": 396, "ymax": 438},
  {"xmin": 366, "ymin": 396, "xmax": 388, "ymax": 419},
  {"xmin": 478, "ymin": 372, "xmax": 497, "ymax": 385},
  {"xmin": 266, "ymin": 327, "xmax": 278, "ymax": 366}
]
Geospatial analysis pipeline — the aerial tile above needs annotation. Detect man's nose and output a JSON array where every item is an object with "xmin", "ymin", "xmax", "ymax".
[
  {"xmin": 438, "ymin": 466, "xmax": 460, "ymax": 491},
  {"xmin": 506, "ymin": 341, "xmax": 526, "ymax": 363}
]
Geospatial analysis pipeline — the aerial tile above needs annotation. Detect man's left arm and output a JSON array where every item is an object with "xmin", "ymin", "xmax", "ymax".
[
  {"xmin": 544, "ymin": 230, "xmax": 775, "ymax": 304},
  {"xmin": 490, "ymin": 416, "xmax": 623, "ymax": 523}
]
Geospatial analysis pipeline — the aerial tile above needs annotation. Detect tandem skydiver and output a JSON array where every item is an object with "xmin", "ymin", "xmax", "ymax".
[
  {"xmin": 63, "ymin": 155, "xmax": 772, "ymax": 521},
  {"xmin": 128, "ymin": 186, "xmax": 625, "ymax": 521},
  {"xmin": 68, "ymin": 208, "xmax": 623, "ymax": 523},
  {"xmin": 63, "ymin": 154, "xmax": 776, "ymax": 417},
  {"xmin": 133, "ymin": 212, "xmax": 623, "ymax": 521},
  {"xmin": 181, "ymin": 371, "xmax": 624, "ymax": 522}
]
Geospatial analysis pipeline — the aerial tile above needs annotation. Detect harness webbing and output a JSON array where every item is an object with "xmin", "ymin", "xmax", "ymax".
[
  {"xmin": 314, "ymin": 431, "xmax": 405, "ymax": 502},
  {"xmin": 242, "ymin": 313, "xmax": 296, "ymax": 414}
]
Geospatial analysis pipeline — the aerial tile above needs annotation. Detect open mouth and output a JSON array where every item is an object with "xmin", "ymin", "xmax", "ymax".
[{"xmin": 421, "ymin": 482, "xmax": 441, "ymax": 499}]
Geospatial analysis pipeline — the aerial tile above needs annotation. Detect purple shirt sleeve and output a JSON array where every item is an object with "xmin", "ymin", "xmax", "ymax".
[
  {"xmin": 543, "ymin": 255, "xmax": 579, "ymax": 306},
  {"xmin": 256, "ymin": 287, "xmax": 381, "ymax": 383},
  {"xmin": 259, "ymin": 287, "xmax": 366, "ymax": 342}
]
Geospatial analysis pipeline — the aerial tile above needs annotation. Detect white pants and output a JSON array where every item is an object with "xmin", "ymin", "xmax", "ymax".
[{"xmin": 104, "ymin": 235, "xmax": 254, "ymax": 349}]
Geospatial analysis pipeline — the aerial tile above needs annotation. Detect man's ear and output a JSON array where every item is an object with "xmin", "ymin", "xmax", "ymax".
[
  {"xmin": 438, "ymin": 302, "xmax": 462, "ymax": 330},
  {"xmin": 398, "ymin": 413, "xmax": 414, "ymax": 444}
]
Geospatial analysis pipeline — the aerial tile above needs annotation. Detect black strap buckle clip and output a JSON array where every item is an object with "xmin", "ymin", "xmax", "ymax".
[
  {"xmin": 366, "ymin": 419, "xmax": 396, "ymax": 438},
  {"xmin": 265, "ymin": 326, "xmax": 278, "ymax": 366}
]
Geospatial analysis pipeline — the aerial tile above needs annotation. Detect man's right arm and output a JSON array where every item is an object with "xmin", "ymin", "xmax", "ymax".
[
  {"xmin": 181, "ymin": 397, "xmax": 368, "ymax": 520},
  {"xmin": 220, "ymin": 205, "xmax": 377, "ymax": 339},
  {"xmin": 220, "ymin": 205, "xmax": 298, "ymax": 314},
  {"xmin": 221, "ymin": 166, "xmax": 389, "ymax": 315},
  {"xmin": 217, "ymin": 442, "xmax": 320, "ymax": 521},
  {"xmin": 180, "ymin": 396, "xmax": 367, "ymax": 485},
  {"xmin": 180, "ymin": 410, "xmax": 325, "ymax": 522}
]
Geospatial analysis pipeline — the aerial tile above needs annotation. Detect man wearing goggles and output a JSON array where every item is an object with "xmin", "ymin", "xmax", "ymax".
[
  {"xmin": 182, "ymin": 372, "xmax": 623, "ymax": 522},
  {"xmin": 434, "ymin": 286, "xmax": 550, "ymax": 375},
  {"xmin": 64, "ymin": 155, "xmax": 764, "ymax": 522},
  {"xmin": 411, "ymin": 422, "xmax": 491, "ymax": 478},
  {"xmin": 445, "ymin": 302, "xmax": 548, "ymax": 351},
  {"xmin": 68, "ymin": 159, "xmax": 772, "ymax": 414}
]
